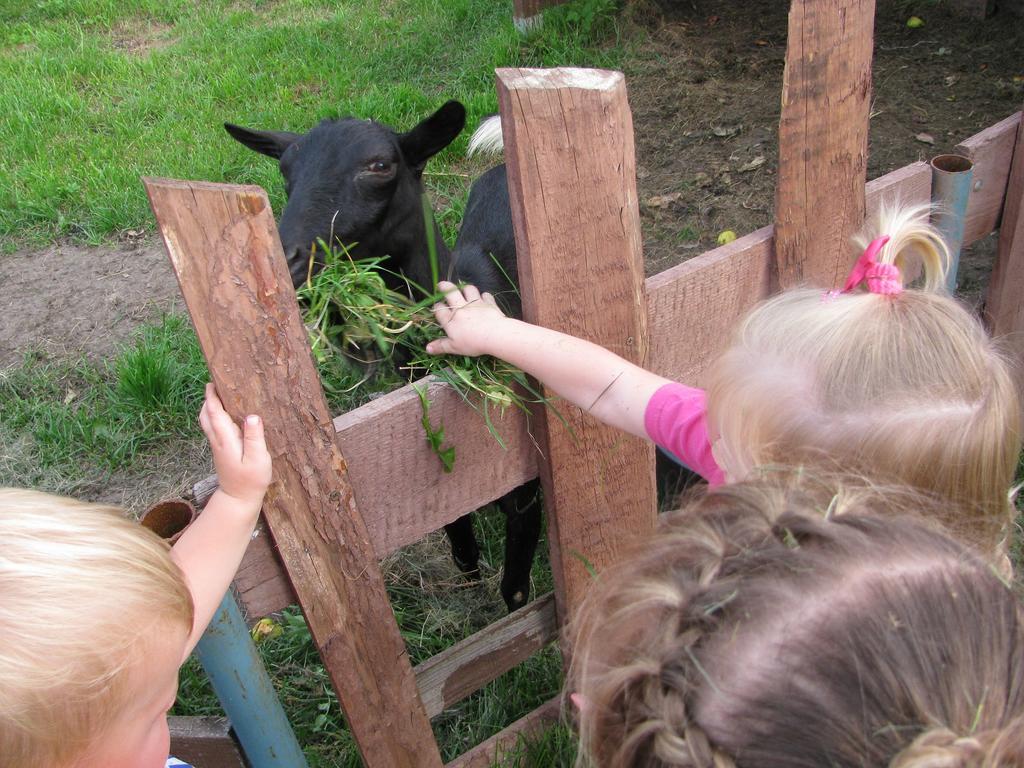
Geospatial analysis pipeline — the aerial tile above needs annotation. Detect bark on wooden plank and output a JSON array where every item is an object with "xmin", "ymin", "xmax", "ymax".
[
  {"xmin": 168, "ymin": 717, "xmax": 245, "ymax": 768},
  {"xmin": 955, "ymin": 111, "xmax": 1021, "ymax": 243},
  {"xmin": 773, "ymin": 0, "xmax": 876, "ymax": 290},
  {"xmin": 497, "ymin": 67, "xmax": 658, "ymax": 625},
  {"xmin": 984, "ymin": 110, "xmax": 1024, "ymax": 380},
  {"xmin": 415, "ymin": 593, "xmax": 558, "ymax": 719},
  {"xmin": 144, "ymin": 177, "xmax": 441, "ymax": 768},
  {"xmin": 445, "ymin": 697, "xmax": 562, "ymax": 768}
]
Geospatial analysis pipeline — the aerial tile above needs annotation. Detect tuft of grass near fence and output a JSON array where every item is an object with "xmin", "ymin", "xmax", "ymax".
[{"xmin": 0, "ymin": 0, "xmax": 625, "ymax": 248}]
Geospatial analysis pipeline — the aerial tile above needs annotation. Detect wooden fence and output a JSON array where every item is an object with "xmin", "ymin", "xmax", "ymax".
[{"xmin": 147, "ymin": 1, "xmax": 1024, "ymax": 764}]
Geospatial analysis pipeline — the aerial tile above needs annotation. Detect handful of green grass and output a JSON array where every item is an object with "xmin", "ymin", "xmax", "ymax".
[{"xmin": 296, "ymin": 242, "xmax": 552, "ymax": 468}]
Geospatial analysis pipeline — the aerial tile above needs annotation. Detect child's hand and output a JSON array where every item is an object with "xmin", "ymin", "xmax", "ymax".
[
  {"xmin": 426, "ymin": 281, "xmax": 511, "ymax": 357},
  {"xmin": 198, "ymin": 383, "xmax": 272, "ymax": 505}
]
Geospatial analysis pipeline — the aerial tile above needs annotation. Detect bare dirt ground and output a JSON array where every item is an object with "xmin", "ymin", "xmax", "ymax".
[{"xmin": 1, "ymin": 2, "xmax": 1021, "ymax": 502}]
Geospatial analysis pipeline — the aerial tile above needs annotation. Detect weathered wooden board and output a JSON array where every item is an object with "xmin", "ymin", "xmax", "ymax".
[
  {"xmin": 168, "ymin": 717, "xmax": 245, "ymax": 768},
  {"xmin": 773, "ymin": 0, "xmax": 876, "ymax": 290},
  {"xmin": 416, "ymin": 593, "xmax": 557, "ymax": 719},
  {"xmin": 145, "ymin": 178, "xmax": 441, "ymax": 768},
  {"xmin": 955, "ymin": 111, "xmax": 1022, "ymax": 243},
  {"xmin": 497, "ymin": 67, "xmax": 658, "ymax": 624},
  {"xmin": 984, "ymin": 110, "xmax": 1024, "ymax": 379}
]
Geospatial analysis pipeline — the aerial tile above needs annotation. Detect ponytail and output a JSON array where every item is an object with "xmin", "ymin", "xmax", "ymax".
[{"xmin": 852, "ymin": 202, "xmax": 952, "ymax": 293}]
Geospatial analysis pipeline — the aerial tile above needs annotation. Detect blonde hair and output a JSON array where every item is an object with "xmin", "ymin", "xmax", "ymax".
[
  {"xmin": 706, "ymin": 203, "xmax": 1021, "ymax": 553},
  {"xmin": 0, "ymin": 488, "xmax": 194, "ymax": 768},
  {"xmin": 568, "ymin": 477, "xmax": 1024, "ymax": 767}
]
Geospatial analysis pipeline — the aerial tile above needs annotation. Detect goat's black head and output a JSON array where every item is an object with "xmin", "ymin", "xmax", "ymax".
[{"xmin": 225, "ymin": 101, "xmax": 466, "ymax": 287}]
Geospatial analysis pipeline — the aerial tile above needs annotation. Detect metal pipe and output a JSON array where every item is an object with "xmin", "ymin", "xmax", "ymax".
[
  {"xmin": 194, "ymin": 592, "xmax": 310, "ymax": 768},
  {"xmin": 140, "ymin": 501, "xmax": 309, "ymax": 768},
  {"xmin": 930, "ymin": 154, "xmax": 975, "ymax": 294}
]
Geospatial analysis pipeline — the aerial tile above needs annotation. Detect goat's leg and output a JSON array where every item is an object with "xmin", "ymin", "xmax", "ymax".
[
  {"xmin": 499, "ymin": 478, "xmax": 543, "ymax": 612},
  {"xmin": 444, "ymin": 514, "xmax": 481, "ymax": 580}
]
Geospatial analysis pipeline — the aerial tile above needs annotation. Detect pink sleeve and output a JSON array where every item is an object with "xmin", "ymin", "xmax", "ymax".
[{"xmin": 644, "ymin": 382, "xmax": 725, "ymax": 487}]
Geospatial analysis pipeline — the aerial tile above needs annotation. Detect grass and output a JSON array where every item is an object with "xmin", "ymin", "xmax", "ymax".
[{"xmin": 0, "ymin": 0, "xmax": 625, "ymax": 247}]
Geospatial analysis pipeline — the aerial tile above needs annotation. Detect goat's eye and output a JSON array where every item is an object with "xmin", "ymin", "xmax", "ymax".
[{"xmin": 367, "ymin": 160, "xmax": 392, "ymax": 174}]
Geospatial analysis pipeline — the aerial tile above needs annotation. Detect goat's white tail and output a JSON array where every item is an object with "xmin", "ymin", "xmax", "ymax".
[{"xmin": 467, "ymin": 115, "xmax": 504, "ymax": 157}]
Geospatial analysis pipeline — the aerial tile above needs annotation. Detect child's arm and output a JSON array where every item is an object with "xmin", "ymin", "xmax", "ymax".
[
  {"xmin": 426, "ymin": 282, "xmax": 670, "ymax": 440},
  {"xmin": 171, "ymin": 384, "xmax": 273, "ymax": 659}
]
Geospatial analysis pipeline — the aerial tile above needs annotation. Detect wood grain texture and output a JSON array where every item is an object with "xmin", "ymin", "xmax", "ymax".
[
  {"xmin": 984, "ymin": 110, "xmax": 1024, "ymax": 374},
  {"xmin": 773, "ymin": 0, "xmax": 876, "ymax": 290},
  {"xmin": 144, "ymin": 178, "xmax": 441, "ymax": 768},
  {"xmin": 955, "ymin": 111, "xmax": 1021, "ymax": 243},
  {"xmin": 496, "ymin": 67, "xmax": 658, "ymax": 624},
  {"xmin": 445, "ymin": 697, "xmax": 562, "ymax": 768},
  {"xmin": 214, "ymin": 159, "xmax": 936, "ymax": 623},
  {"xmin": 168, "ymin": 717, "xmax": 245, "ymax": 768},
  {"xmin": 415, "ymin": 593, "xmax": 557, "ymax": 718}
]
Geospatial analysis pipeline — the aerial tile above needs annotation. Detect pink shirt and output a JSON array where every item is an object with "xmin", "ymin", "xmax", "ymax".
[{"xmin": 644, "ymin": 382, "xmax": 726, "ymax": 487}]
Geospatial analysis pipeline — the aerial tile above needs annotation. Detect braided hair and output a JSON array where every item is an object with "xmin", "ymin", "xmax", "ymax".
[{"xmin": 567, "ymin": 476, "xmax": 1024, "ymax": 767}]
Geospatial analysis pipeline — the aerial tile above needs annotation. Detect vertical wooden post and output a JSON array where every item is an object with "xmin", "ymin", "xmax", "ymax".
[
  {"xmin": 496, "ymin": 68, "xmax": 658, "ymax": 626},
  {"xmin": 773, "ymin": 0, "xmax": 876, "ymax": 290},
  {"xmin": 511, "ymin": 0, "xmax": 568, "ymax": 34},
  {"xmin": 984, "ymin": 109, "xmax": 1024, "ymax": 379},
  {"xmin": 144, "ymin": 179, "xmax": 442, "ymax": 768}
]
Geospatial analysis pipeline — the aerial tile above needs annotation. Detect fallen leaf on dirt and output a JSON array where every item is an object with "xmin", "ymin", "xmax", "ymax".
[
  {"xmin": 944, "ymin": 74, "xmax": 959, "ymax": 87},
  {"xmin": 934, "ymin": 46, "xmax": 951, "ymax": 56},
  {"xmin": 754, "ymin": 39, "xmax": 769, "ymax": 46},
  {"xmin": 738, "ymin": 156, "xmax": 766, "ymax": 172},
  {"xmin": 712, "ymin": 125, "xmax": 740, "ymax": 138},
  {"xmin": 644, "ymin": 192, "xmax": 682, "ymax": 208},
  {"xmin": 915, "ymin": 132, "xmax": 935, "ymax": 145},
  {"xmin": 63, "ymin": 388, "xmax": 77, "ymax": 405},
  {"xmin": 906, "ymin": 16, "xmax": 924, "ymax": 28},
  {"xmin": 717, "ymin": 230, "xmax": 738, "ymax": 245},
  {"xmin": 694, "ymin": 172, "xmax": 711, "ymax": 187},
  {"xmin": 1013, "ymin": 75, "xmax": 1024, "ymax": 83},
  {"xmin": 707, "ymin": 15, "xmax": 720, "ymax": 25}
]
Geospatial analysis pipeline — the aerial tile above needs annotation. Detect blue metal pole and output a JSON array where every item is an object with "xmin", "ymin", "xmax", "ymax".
[
  {"xmin": 930, "ymin": 153, "xmax": 975, "ymax": 294},
  {"xmin": 194, "ymin": 592, "xmax": 310, "ymax": 768}
]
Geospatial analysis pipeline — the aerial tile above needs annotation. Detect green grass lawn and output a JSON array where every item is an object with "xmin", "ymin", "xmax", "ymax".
[
  {"xmin": 1, "ymin": 0, "xmax": 629, "ymax": 763},
  {"xmin": 0, "ymin": 0, "xmax": 625, "ymax": 247}
]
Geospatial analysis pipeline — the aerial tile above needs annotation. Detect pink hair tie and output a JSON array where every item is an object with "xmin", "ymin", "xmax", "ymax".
[{"xmin": 840, "ymin": 235, "xmax": 901, "ymax": 296}]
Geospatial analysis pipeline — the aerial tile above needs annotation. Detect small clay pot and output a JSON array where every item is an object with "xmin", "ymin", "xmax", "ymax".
[{"xmin": 140, "ymin": 498, "xmax": 197, "ymax": 544}]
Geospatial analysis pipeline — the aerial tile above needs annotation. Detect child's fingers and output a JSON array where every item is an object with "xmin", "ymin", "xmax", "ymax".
[
  {"xmin": 481, "ymin": 292, "xmax": 498, "ymax": 308},
  {"xmin": 462, "ymin": 284, "xmax": 482, "ymax": 303},
  {"xmin": 426, "ymin": 337, "xmax": 453, "ymax": 355},
  {"xmin": 241, "ymin": 415, "xmax": 269, "ymax": 463},
  {"xmin": 438, "ymin": 281, "xmax": 468, "ymax": 309}
]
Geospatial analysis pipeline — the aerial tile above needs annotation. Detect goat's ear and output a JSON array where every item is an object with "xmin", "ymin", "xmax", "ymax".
[
  {"xmin": 398, "ymin": 101, "xmax": 466, "ymax": 175},
  {"xmin": 224, "ymin": 123, "xmax": 302, "ymax": 160}
]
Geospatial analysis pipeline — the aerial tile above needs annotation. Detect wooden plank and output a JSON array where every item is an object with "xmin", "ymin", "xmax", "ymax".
[
  {"xmin": 984, "ymin": 110, "xmax": 1024, "ymax": 376},
  {"xmin": 144, "ymin": 178, "xmax": 441, "ymax": 768},
  {"xmin": 646, "ymin": 225, "xmax": 773, "ymax": 386},
  {"xmin": 445, "ymin": 697, "xmax": 562, "ymax": 768},
  {"xmin": 497, "ymin": 67, "xmax": 658, "ymax": 624},
  {"xmin": 955, "ymin": 111, "xmax": 1021, "ymax": 243},
  {"xmin": 217, "ymin": 159, "xmax": 936, "ymax": 623},
  {"xmin": 773, "ymin": 0, "xmax": 876, "ymax": 290},
  {"xmin": 415, "ymin": 593, "xmax": 557, "ymax": 719},
  {"xmin": 169, "ymin": 717, "xmax": 245, "ymax": 768}
]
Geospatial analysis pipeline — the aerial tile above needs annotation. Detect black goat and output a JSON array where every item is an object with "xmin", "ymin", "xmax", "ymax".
[{"xmin": 224, "ymin": 102, "xmax": 540, "ymax": 611}]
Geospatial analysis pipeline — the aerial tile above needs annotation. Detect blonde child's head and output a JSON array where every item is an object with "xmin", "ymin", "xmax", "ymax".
[
  {"xmin": 706, "ymin": 203, "xmax": 1021, "ymax": 553},
  {"xmin": 0, "ymin": 488, "xmax": 194, "ymax": 768},
  {"xmin": 568, "ymin": 476, "xmax": 1024, "ymax": 767}
]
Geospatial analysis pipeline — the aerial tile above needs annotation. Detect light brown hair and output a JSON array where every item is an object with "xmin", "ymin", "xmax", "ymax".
[{"xmin": 568, "ymin": 477, "xmax": 1024, "ymax": 767}]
